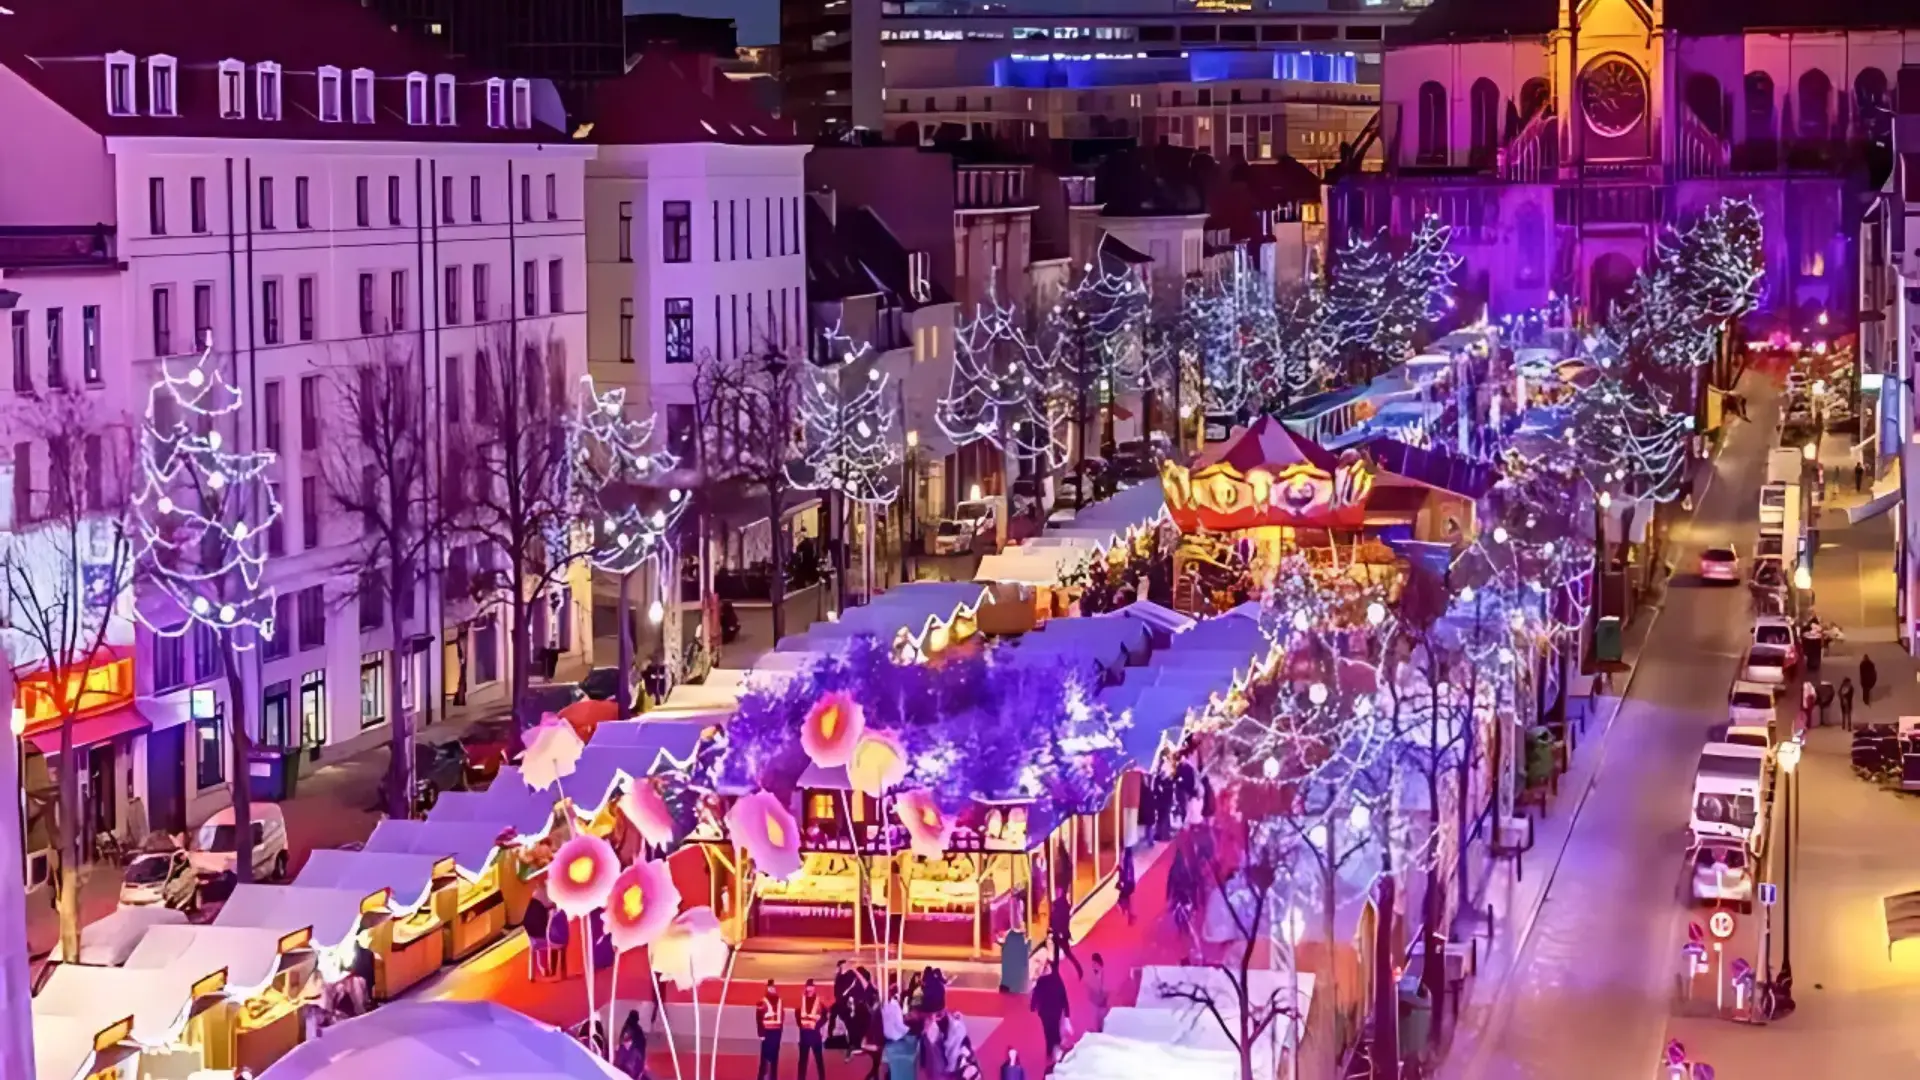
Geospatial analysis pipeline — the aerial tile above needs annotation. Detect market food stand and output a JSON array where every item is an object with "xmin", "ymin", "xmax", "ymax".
[
  {"xmin": 214, "ymin": 883, "xmax": 377, "ymax": 982},
  {"xmin": 122, "ymin": 923, "xmax": 310, "ymax": 1075},
  {"xmin": 33, "ymin": 966, "xmax": 193, "ymax": 1080},
  {"xmin": 293, "ymin": 848, "xmax": 450, "ymax": 1000},
  {"xmin": 361, "ymin": 820, "xmax": 515, "ymax": 962}
]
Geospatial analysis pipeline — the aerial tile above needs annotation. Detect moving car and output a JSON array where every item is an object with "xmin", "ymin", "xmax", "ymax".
[
  {"xmin": 1689, "ymin": 837, "xmax": 1755, "ymax": 912},
  {"xmin": 119, "ymin": 848, "xmax": 199, "ymax": 912},
  {"xmin": 191, "ymin": 802, "xmax": 290, "ymax": 881},
  {"xmin": 1750, "ymin": 615, "xmax": 1799, "ymax": 668},
  {"xmin": 1728, "ymin": 679, "xmax": 1779, "ymax": 725},
  {"xmin": 1697, "ymin": 545, "xmax": 1740, "ymax": 583},
  {"xmin": 1741, "ymin": 643, "xmax": 1792, "ymax": 688}
]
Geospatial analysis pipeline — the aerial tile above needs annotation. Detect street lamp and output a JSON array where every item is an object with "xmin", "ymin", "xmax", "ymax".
[
  {"xmin": 1801, "ymin": 442, "xmax": 1817, "ymax": 462},
  {"xmin": 1792, "ymin": 564, "xmax": 1812, "ymax": 592},
  {"xmin": 1774, "ymin": 738, "xmax": 1802, "ymax": 1014}
]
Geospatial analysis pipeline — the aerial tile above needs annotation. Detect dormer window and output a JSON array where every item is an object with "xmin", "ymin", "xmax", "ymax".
[
  {"xmin": 317, "ymin": 65, "xmax": 342, "ymax": 122},
  {"xmin": 405, "ymin": 72, "xmax": 428, "ymax": 125},
  {"xmin": 256, "ymin": 62, "xmax": 282, "ymax": 121},
  {"xmin": 350, "ymin": 68, "xmax": 374, "ymax": 124},
  {"xmin": 511, "ymin": 78, "xmax": 532, "ymax": 129},
  {"xmin": 218, "ymin": 59, "xmax": 245, "ymax": 119},
  {"xmin": 148, "ymin": 54, "xmax": 178, "ymax": 117},
  {"xmin": 485, "ymin": 77, "xmax": 506, "ymax": 128},
  {"xmin": 105, "ymin": 51, "xmax": 135, "ymax": 116},
  {"xmin": 433, "ymin": 74, "xmax": 456, "ymax": 126}
]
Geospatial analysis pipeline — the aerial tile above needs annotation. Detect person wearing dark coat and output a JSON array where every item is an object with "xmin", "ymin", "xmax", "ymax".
[
  {"xmin": 1116, "ymin": 844, "xmax": 1137, "ymax": 926},
  {"xmin": 1840, "ymin": 676, "xmax": 1856, "ymax": 730},
  {"xmin": 921, "ymin": 966, "xmax": 947, "ymax": 1014},
  {"xmin": 1047, "ymin": 886, "xmax": 1083, "ymax": 977},
  {"xmin": 1200, "ymin": 773, "xmax": 1216, "ymax": 820},
  {"xmin": 998, "ymin": 1050, "xmax": 1029, "ymax": 1080},
  {"xmin": 1029, "ymin": 961, "xmax": 1071, "ymax": 1066},
  {"xmin": 1861, "ymin": 653, "xmax": 1879, "ymax": 705},
  {"xmin": 613, "ymin": 1010, "xmax": 648, "ymax": 1079}
]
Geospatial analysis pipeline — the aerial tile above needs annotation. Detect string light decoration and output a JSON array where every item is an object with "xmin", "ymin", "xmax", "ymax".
[
  {"xmin": 1658, "ymin": 197, "xmax": 1766, "ymax": 330},
  {"xmin": 937, "ymin": 281, "xmax": 1067, "ymax": 468},
  {"xmin": 1048, "ymin": 245, "xmax": 1150, "ymax": 456},
  {"xmin": 1572, "ymin": 333, "xmax": 1693, "ymax": 505},
  {"xmin": 570, "ymin": 377, "xmax": 685, "ymax": 577},
  {"xmin": 1255, "ymin": 278, "xmax": 1328, "ymax": 414},
  {"xmin": 132, "ymin": 341, "xmax": 281, "ymax": 647},
  {"xmin": 788, "ymin": 327, "xmax": 903, "ymax": 507},
  {"xmin": 1321, "ymin": 228, "xmax": 1396, "ymax": 383}
]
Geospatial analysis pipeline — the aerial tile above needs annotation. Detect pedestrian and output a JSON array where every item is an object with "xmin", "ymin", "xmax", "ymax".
[
  {"xmin": 1862, "ymin": 653, "xmax": 1879, "ymax": 705},
  {"xmin": 1048, "ymin": 885, "xmax": 1083, "ymax": 978},
  {"xmin": 796, "ymin": 979, "xmax": 828, "ymax": 1080},
  {"xmin": 829, "ymin": 959, "xmax": 855, "ymax": 1049},
  {"xmin": 849, "ymin": 966, "xmax": 876, "ymax": 1059},
  {"xmin": 613, "ymin": 1009, "xmax": 648, "ymax": 1080},
  {"xmin": 939, "ymin": 1011, "xmax": 971, "ymax": 1076},
  {"xmin": 1817, "ymin": 681, "xmax": 1835, "ymax": 726},
  {"xmin": 756, "ymin": 980, "xmax": 785, "ymax": 1080},
  {"xmin": 998, "ymin": 1050, "xmax": 1029, "ymax": 1080},
  {"xmin": 1086, "ymin": 953, "xmax": 1111, "ymax": 1033},
  {"xmin": 1856, "ymin": 460, "xmax": 1867, "ymax": 493},
  {"xmin": 922, "ymin": 965, "xmax": 947, "ymax": 1015},
  {"xmin": 880, "ymin": 994, "xmax": 917, "ymax": 1080},
  {"xmin": 1029, "ymin": 960, "xmax": 1071, "ymax": 1067},
  {"xmin": 1802, "ymin": 616, "xmax": 1825, "ymax": 673},
  {"xmin": 1116, "ymin": 844, "xmax": 1137, "ymax": 927},
  {"xmin": 1800, "ymin": 679, "xmax": 1817, "ymax": 729},
  {"xmin": 1840, "ymin": 676, "xmax": 1856, "ymax": 731}
]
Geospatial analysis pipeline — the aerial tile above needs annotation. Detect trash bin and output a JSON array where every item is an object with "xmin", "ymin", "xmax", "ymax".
[
  {"xmin": 1397, "ymin": 974, "xmax": 1432, "ymax": 1059},
  {"xmin": 1594, "ymin": 616, "xmax": 1623, "ymax": 664},
  {"xmin": 247, "ymin": 747, "xmax": 300, "ymax": 803}
]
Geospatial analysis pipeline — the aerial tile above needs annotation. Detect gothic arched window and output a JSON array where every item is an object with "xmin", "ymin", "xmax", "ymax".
[
  {"xmin": 1469, "ymin": 78, "xmax": 1500, "ymax": 167},
  {"xmin": 1417, "ymin": 81, "xmax": 1448, "ymax": 164}
]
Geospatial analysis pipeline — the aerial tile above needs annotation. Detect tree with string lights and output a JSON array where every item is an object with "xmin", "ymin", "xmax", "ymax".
[
  {"xmin": 1048, "ymin": 246, "xmax": 1148, "ymax": 467},
  {"xmin": 132, "ymin": 341, "xmax": 281, "ymax": 883},
  {"xmin": 788, "ymin": 326, "xmax": 902, "ymax": 602},
  {"xmin": 938, "ymin": 285, "xmax": 1064, "ymax": 546},
  {"xmin": 1254, "ymin": 279, "xmax": 1327, "ymax": 415},
  {"xmin": 1321, "ymin": 229, "xmax": 1396, "ymax": 384}
]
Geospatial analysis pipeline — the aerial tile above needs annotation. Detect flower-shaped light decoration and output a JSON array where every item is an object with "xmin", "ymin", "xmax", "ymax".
[
  {"xmin": 548, "ymin": 832, "xmax": 620, "ymax": 918},
  {"xmin": 520, "ymin": 712, "xmax": 586, "ymax": 793},
  {"xmin": 846, "ymin": 730, "xmax": 908, "ymax": 799},
  {"xmin": 605, "ymin": 859, "xmax": 682, "ymax": 953},
  {"xmin": 801, "ymin": 690, "xmax": 867, "ymax": 769},
  {"xmin": 895, "ymin": 789, "xmax": 954, "ymax": 860},
  {"xmin": 724, "ymin": 790, "xmax": 804, "ymax": 882},
  {"xmin": 649, "ymin": 906, "xmax": 730, "ymax": 989},
  {"xmin": 617, "ymin": 780, "xmax": 678, "ymax": 848}
]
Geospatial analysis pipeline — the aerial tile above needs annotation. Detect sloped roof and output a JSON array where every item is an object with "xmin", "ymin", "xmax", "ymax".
[
  {"xmin": 840, "ymin": 206, "xmax": 956, "ymax": 311},
  {"xmin": 805, "ymin": 198, "xmax": 879, "ymax": 304},
  {"xmin": 1191, "ymin": 415, "xmax": 1339, "ymax": 476},
  {"xmin": 1359, "ymin": 437, "xmax": 1498, "ymax": 500},
  {"xmin": 1393, "ymin": 0, "xmax": 1919, "ymax": 45},
  {"xmin": 587, "ymin": 51, "xmax": 799, "ymax": 147},
  {"xmin": 0, "ymin": 0, "xmax": 559, "ymax": 142}
]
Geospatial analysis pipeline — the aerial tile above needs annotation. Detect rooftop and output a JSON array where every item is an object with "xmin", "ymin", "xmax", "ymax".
[
  {"xmin": 585, "ymin": 51, "xmax": 798, "ymax": 147},
  {"xmin": 1391, "ymin": 0, "xmax": 1920, "ymax": 45}
]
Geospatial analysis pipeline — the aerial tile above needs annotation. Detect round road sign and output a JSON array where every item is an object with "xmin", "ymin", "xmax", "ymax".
[{"xmin": 1708, "ymin": 910, "xmax": 1737, "ymax": 939}]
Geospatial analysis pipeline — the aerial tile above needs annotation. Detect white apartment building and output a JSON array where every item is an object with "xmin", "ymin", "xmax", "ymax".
[{"xmin": 0, "ymin": 0, "xmax": 590, "ymax": 838}]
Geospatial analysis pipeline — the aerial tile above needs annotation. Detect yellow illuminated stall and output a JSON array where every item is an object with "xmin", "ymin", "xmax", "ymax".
[
  {"xmin": 121, "ymin": 923, "xmax": 312, "ymax": 1075},
  {"xmin": 362, "ymin": 819, "xmax": 515, "ymax": 961},
  {"xmin": 293, "ymin": 848, "xmax": 450, "ymax": 999}
]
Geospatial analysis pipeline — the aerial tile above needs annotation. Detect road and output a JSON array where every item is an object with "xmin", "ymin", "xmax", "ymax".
[{"xmin": 1446, "ymin": 378, "xmax": 1780, "ymax": 1080}]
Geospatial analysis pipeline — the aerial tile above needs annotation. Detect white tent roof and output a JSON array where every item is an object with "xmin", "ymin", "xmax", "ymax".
[
  {"xmin": 294, "ymin": 848, "xmax": 447, "ymax": 913},
  {"xmin": 974, "ymin": 546, "xmax": 1090, "ymax": 586},
  {"xmin": 428, "ymin": 785, "xmax": 558, "ymax": 842},
  {"xmin": 1051, "ymin": 1033, "xmax": 1238, "ymax": 1080},
  {"xmin": 34, "ymin": 1013, "xmax": 100, "ymax": 1080},
  {"xmin": 122, "ymin": 923, "xmax": 288, "ymax": 998},
  {"xmin": 653, "ymin": 678, "xmax": 746, "ymax": 719},
  {"xmin": 48, "ymin": 904, "xmax": 188, "ymax": 966},
  {"xmin": 566, "ymin": 724, "xmax": 709, "ymax": 816},
  {"xmin": 363, "ymin": 819, "xmax": 509, "ymax": 878},
  {"xmin": 34, "ymin": 962, "xmax": 197, "ymax": 1049},
  {"xmin": 215, "ymin": 883, "xmax": 372, "ymax": 952},
  {"xmin": 257, "ymin": 1000, "xmax": 625, "ymax": 1080}
]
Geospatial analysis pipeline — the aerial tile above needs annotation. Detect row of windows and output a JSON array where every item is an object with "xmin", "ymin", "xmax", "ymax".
[
  {"xmin": 107, "ymin": 52, "xmax": 533, "ymax": 130},
  {"xmin": 146, "ymin": 170, "xmax": 564, "ymax": 237},
  {"xmin": 624, "ymin": 287, "xmax": 802, "ymax": 365},
  {"xmin": 8, "ymin": 433, "xmax": 111, "ymax": 528},
  {"xmin": 9, "ymin": 306, "xmax": 102, "ymax": 392},
  {"xmin": 876, "ymin": 22, "xmax": 1382, "ymax": 45}
]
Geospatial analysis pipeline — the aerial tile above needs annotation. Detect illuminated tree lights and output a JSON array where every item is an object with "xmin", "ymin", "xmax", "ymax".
[
  {"xmin": 787, "ymin": 328, "xmax": 903, "ymax": 507},
  {"xmin": 1049, "ymin": 249, "xmax": 1149, "ymax": 457},
  {"xmin": 571, "ymin": 377, "xmax": 685, "ymax": 577},
  {"xmin": 132, "ymin": 342, "xmax": 280, "ymax": 646},
  {"xmin": 938, "ymin": 284, "xmax": 1066, "ymax": 467}
]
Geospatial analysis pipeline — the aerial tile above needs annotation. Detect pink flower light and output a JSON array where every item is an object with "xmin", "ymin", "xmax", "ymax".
[
  {"xmin": 724, "ymin": 790, "xmax": 803, "ymax": 882},
  {"xmin": 649, "ymin": 906, "xmax": 730, "ymax": 989},
  {"xmin": 846, "ymin": 731, "xmax": 908, "ymax": 799},
  {"xmin": 520, "ymin": 712, "xmax": 585, "ymax": 793},
  {"xmin": 801, "ymin": 690, "xmax": 867, "ymax": 769},
  {"xmin": 895, "ymin": 789, "xmax": 953, "ymax": 860},
  {"xmin": 548, "ymin": 832, "xmax": 619, "ymax": 918},
  {"xmin": 605, "ymin": 859, "xmax": 681, "ymax": 953},
  {"xmin": 617, "ymin": 780, "xmax": 678, "ymax": 847}
]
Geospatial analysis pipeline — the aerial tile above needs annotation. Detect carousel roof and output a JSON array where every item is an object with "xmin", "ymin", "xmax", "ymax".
[{"xmin": 1191, "ymin": 416, "xmax": 1339, "ymax": 476}]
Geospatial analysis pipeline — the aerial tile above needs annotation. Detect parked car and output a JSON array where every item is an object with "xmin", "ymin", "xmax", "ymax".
[
  {"xmin": 1720, "ymin": 724, "xmax": 1774, "ymax": 757},
  {"xmin": 1750, "ymin": 615, "xmax": 1799, "ymax": 668},
  {"xmin": 1728, "ymin": 679, "xmax": 1779, "ymax": 726},
  {"xmin": 378, "ymin": 740, "xmax": 469, "ymax": 814},
  {"xmin": 191, "ymin": 802, "xmax": 290, "ymax": 881},
  {"xmin": 1689, "ymin": 837, "xmax": 1755, "ymax": 912},
  {"xmin": 1740, "ymin": 643, "xmax": 1792, "ymax": 688},
  {"xmin": 119, "ymin": 849, "xmax": 199, "ymax": 912},
  {"xmin": 516, "ymin": 681, "xmax": 586, "ymax": 728},
  {"xmin": 1748, "ymin": 556, "xmax": 1787, "ymax": 597},
  {"xmin": 459, "ymin": 717, "xmax": 518, "ymax": 787},
  {"xmin": 1755, "ymin": 529, "xmax": 1784, "ymax": 561},
  {"xmin": 1697, "ymin": 545, "xmax": 1740, "ymax": 584},
  {"xmin": 1109, "ymin": 441, "xmax": 1161, "ymax": 481},
  {"xmin": 580, "ymin": 665, "xmax": 629, "ymax": 702}
]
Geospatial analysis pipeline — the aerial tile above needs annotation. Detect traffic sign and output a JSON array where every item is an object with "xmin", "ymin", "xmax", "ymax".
[
  {"xmin": 1687, "ymin": 921, "xmax": 1705, "ymax": 944},
  {"xmin": 1665, "ymin": 1040, "xmax": 1687, "ymax": 1066},
  {"xmin": 1708, "ymin": 910, "xmax": 1737, "ymax": 939},
  {"xmin": 1759, "ymin": 882, "xmax": 1778, "ymax": 907}
]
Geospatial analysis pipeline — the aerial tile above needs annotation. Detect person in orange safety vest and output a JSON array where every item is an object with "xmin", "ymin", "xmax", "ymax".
[
  {"xmin": 796, "ymin": 978, "xmax": 827, "ymax": 1080},
  {"xmin": 757, "ymin": 980, "xmax": 785, "ymax": 1080}
]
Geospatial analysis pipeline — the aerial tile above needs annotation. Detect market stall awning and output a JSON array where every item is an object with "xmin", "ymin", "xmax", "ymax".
[
  {"xmin": 215, "ymin": 883, "xmax": 372, "ymax": 953},
  {"xmin": 47, "ymin": 904, "xmax": 188, "ymax": 966},
  {"xmin": 363, "ymin": 819, "xmax": 511, "ymax": 879},
  {"xmin": 34, "ymin": 960, "xmax": 200, "ymax": 1049},
  {"xmin": 34, "ymin": 1014, "xmax": 100, "ymax": 1080},
  {"xmin": 1885, "ymin": 889, "xmax": 1920, "ymax": 956},
  {"xmin": 565, "ymin": 726, "xmax": 708, "ymax": 815},
  {"xmin": 294, "ymin": 849, "xmax": 448, "ymax": 913},
  {"xmin": 974, "ymin": 546, "xmax": 1090, "ymax": 586},
  {"xmin": 1849, "ymin": 461, "xmax": 1901, "ymax": 524},
  {"xmin": 427, "ymin": 784, "xmax": 559, "ymax": 843},
  {"xmin": 253, "ymin": 1000, "xmax": 626, "ymax": 1080},
  {"xmin": 24, "ymin": 704, "xmax": 150, "ymax": 754},
  {"xmin": 122, "ymin": 923, "xmax": 289, "ymax": 998}
]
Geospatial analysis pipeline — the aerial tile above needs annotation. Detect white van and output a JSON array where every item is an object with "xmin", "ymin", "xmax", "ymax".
[
  {"xmin": 1691, "ymin": 746, "xmax": 1767, "ymax": 854},
  {"xmin": 191, "ymin": 802, "xmax": 290, "ymax": 881},
  {"xmin": 1758, "ymin": 482, "xmax": 1788, "ymax": 527}
]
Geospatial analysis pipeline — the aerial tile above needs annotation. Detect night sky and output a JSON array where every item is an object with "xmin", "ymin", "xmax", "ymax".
[{"xmin": 627, "ymin": 0, "xmax": 777, "ymax": 46}]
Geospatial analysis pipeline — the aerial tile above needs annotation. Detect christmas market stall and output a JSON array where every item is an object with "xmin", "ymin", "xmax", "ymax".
[
  {"xmin": 361, "ymin": 820, "xmax": 517, "ymax": 961},
  {"xmin": 292, "ymin": 849, "xmax": 451, "ymax": 999},
  {"xmin": 770, "ymin": 581, "xmax": 990, "ymax": 662},
  {"xmin": 213, "ymin": 884, "xmax": 377, "ymax": 984},
  {"xmin": 120, "ymin": 923, "xmax": 314, "ymax": 1075},
  {"xmin": 34, "ymin": 965, "xmax": 199, "ymax": 1080}
]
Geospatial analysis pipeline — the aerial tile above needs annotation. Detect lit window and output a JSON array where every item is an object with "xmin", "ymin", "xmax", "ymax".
[
  {"xmin": 317, "ymin": 65, "xmax": 342, "ymax": 122},
  {"xmin": 434, "ymin": 74, "xmax": 456, "ymax": 126},
  {"xmin": 218, "ymin": 59, "xmax": 245, "ymax": 119},
  {"xmin": 485, "ymin": 77, "xmax": 506, "ymax": 128},
  {"xmin": 350, "ymin": 68, "xmax": 375, "ymax": 124},
  {"xmin": 148, "ymin": 54, "xmax": 178, "ymax": 117},
  {"xmin": 105, "ymin": 51, "xmax": 135, "ymax": 116},
  {"xmin": 256, "ymin": 61, "xmax": 282, "ymax": 121},
  {"xmin": 510, "ymin": 78, "xmax": 532, "ymax": 129},
  {"xmin": 405, "ymin": 72, "xmax": 428, "ymax": 125}
]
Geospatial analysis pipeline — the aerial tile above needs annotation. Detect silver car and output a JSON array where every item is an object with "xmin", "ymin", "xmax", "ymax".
[
  {"xmin": 1690, "ymin": 838, "xmax": 1754, "ymax": 912},
  {"xmin": 119, "ymin": 849, "xmax": 199, "ymax": 912}
]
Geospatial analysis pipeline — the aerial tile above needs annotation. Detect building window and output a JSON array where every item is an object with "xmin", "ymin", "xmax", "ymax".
[
  {"xmin": 618, "ymin": 201, "xmax": 634, "ymax": 261},
  {"xmin": 359, "ymin": 571, "xmax": 383, "ymax": 631},
  {"xmin": 441, "ymin": 175, "xmax": 455, "ymax": 224},
  {"xmin": 151, "ymin": 286, "xmax": 173, "ymax": 356},
  {"xmin": 360, "ymin": 653, "xmax": 387, "ymax": 728},
  {"xmin": 545, "ymin": 173, "xmax": 558, "ymax": 219},
  {"xmin": 82, "ymin": 306, "xmax": 100, "ymax": 384},
  {"xmin": 187, "ymin": 176, "xmax": 207, "ymax": 234},
  {"xmin": 193, "ymin": 283, "xmax": 212, "ymax": 350},
  {"xmin": 665, "ymin": 298, "xmax": 694, "ymax": 364},
  {"xmin": 295, "ymin": 176, "xmax": 311, "ymax": 228},
  {"xmin": 351, "ymin": 68, "xmax": 374, "ymax": 123},
  {"xmin": 388, "ymin": 175, "xmax": 402, "ymax": 226},
  {"xmin": 663, "ymin": 200, "xmax": 692, "ymax": 262},
  {"xmin": 470, "ymin": 176, "xmax": 482, "ymax": 222},
  {"xmin": 10, "ymin": 312, "xmax": 26, "ymax": 391},
  {"xmin": 299, "ymin": 374, "xmax": 320, "ymax": 451},
  {"xmin": 219, "ymin": 59, "xmax": 245, "ymax": 118},
  {"xmin": 473, "ymin": 264, "xmax": 489, "ymax": 321},
  {"xmin": 258, "ymin": 176, "xmax": 275, "ymax": 229},
  {"xmin": 547, "ymin": 258, "xmax": 563, "ymax": 313},
  {"xmin": 264, "ymin": 380, "xmax": 283, "ymax": 451},
  {"xmin": 355, "ymin": 176, "xmax": 370, "ymax": 227},
  {"xmin": 390, "ymin": 270, "xmax": 407, "ymax": 331},
  {"xmin": 300, "ymin": 669, "xmax": 327, "ymax": 746},
  {"xmin": 358, "ymin": 273, "xmax": 375, "ymax": 334},
  {"xmin": 194, "ymin": 709, "xmax": 225, "ymax": 790},
  {"xmin": 149, "ymin": 55, "xmax": 177, "ymax": 116},
  {"xmin": 193, "ymin": 622, "xmax": 220, "ymax": 682},
  {"xmin": 106, "ymin": 52, "xmax": 135, "ymax": 116},
  {"xmin": 1417, "ymin": 80, "xmax": 1449, "ymax": 163},
  {"xmin": 520, "ymin": 173, "xmax": 532, "ymax": 222},
  {"xmin": 261, "ymin": 278, "xmax": 281, "ymax": 344},
  {"xmin": 445, "ymin": 265, "xmax": 462, "ymax": 324},
  {"xmin": 301, "ymin": 475, "xmax": 320, "ymax": 548},
  {"xmin": 434, "ymin": 74, "xmax": 456, "ymax": 125},
  {"xmin": 619, "ymin": 298, "xmax": 634, "ymax": 361},
  {"xmin": 510, "ymin": 78, "xmax": 532, "ymax": 129},
  {"xmin": 44, "ymin": 308, "xmax": 63, "ymax": 389},
  {"xmin": 712, "ymin": 202, "xmax": 720, "ymax": 260},
  {"xmin": 444, "ymin": 355, "xmax": 463, "ymax": 422},
  {"xmin": 257, "ymin": 61, "xmax": 282, "ymax": 121},
  {"xmin": 318, "ymin": 65, "xmax": 342, "ymax": 122},
  {"xmin": 297, "ymin": 276, "xmax": 316, "ymax": 341},
  {"xmin": 474, "ymin": 351, "xmax": 494, "ymax": 421},
  {"xmin": 485, "ymin": 78, "xmax": 506, "ymax": 128},
  {"xmin": 405, "ymin": 72, "xmax": 428, "ymax": 125},
  {"xmin": 149, "ymin": 177, "xmax": 167, "ymax": 235},
  {"xmin": 522, "ymin": 260, "xmax": 537, "ymax": 316},
  {"xmin": 474, "ymin": 615, "xmax": 500, "ymax": 682},
  {"xmin": 11, "ymin": 440, "xmax": 30, "ymax": 523},
  {"xmin": 666, "ymin": 403, "xmax": 696, "ymax": 461},
  {"xmin": 297, "ymin": 585, "xmax": 326, "ymax": 650}
]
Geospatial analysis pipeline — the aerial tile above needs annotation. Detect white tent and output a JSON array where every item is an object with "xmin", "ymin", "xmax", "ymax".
[
  {"xmin": 34, "ymin": 1013, "xmax": 102, "ymax": 1080},
  {"xmin": 363, "ymin": 819, "xmax": 511, "ymax": 879},
  {"xmin": 973, "ymin": 544, "xmax": 1093, "ymax": 586},
  {"xmin": 1051, "ymin": 1033, "xmax": 1239, "ymax": 1080},
  {"xmin": 34, "ymin": 963, "xmax": 198, "ymax": 1049},
  {"xmin": 257, "ymin": 1000, "xmax": 624, "ymax": 1080},
  {"xmin": 215, "ymin": 883, "xmax": 372, "ymax": 954},
  {"xmin": 48, "ymin": 904, "xmax": 188, "ymax": 966},
  {"xmin": 428, "ymin": 783, "xmax": 559, "ymax": 843},
  {"xmin": 122, "ymin": 923, "xmax": 289, "ymax": 998},
  {"xmin": 294, "ymin": 849, "xmax": 447, "ymax": 913}
]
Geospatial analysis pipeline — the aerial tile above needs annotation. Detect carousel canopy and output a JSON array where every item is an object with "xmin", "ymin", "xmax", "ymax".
[
  {"xmin": 1161, "ymin": 416, "xmax": 1374, "ymax": 532},
  {"xmin": 258, "ymin": 1001, "xmax": 626, "ymax": 1080}
]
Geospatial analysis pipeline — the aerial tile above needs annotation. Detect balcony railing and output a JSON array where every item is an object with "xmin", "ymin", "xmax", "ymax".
[{"xmin": 0, "ymin": 226, "xmax": 118, "ymax": 270}]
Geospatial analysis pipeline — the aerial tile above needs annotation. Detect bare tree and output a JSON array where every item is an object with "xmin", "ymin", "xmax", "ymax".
[
  {"xmin": 692, "ymin": 343, "xmax": 803, "ymax": 643},
  {"xmin": 461, "ymin": 324, "xmax": 589, "ymax": 731},
  {"xmin": 4, "ymin": 392, "xmax": 137, "ymax": 959},
  {"xmin": 318, "ymin": 334, "xmax": 442, "ymax": 817}
]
